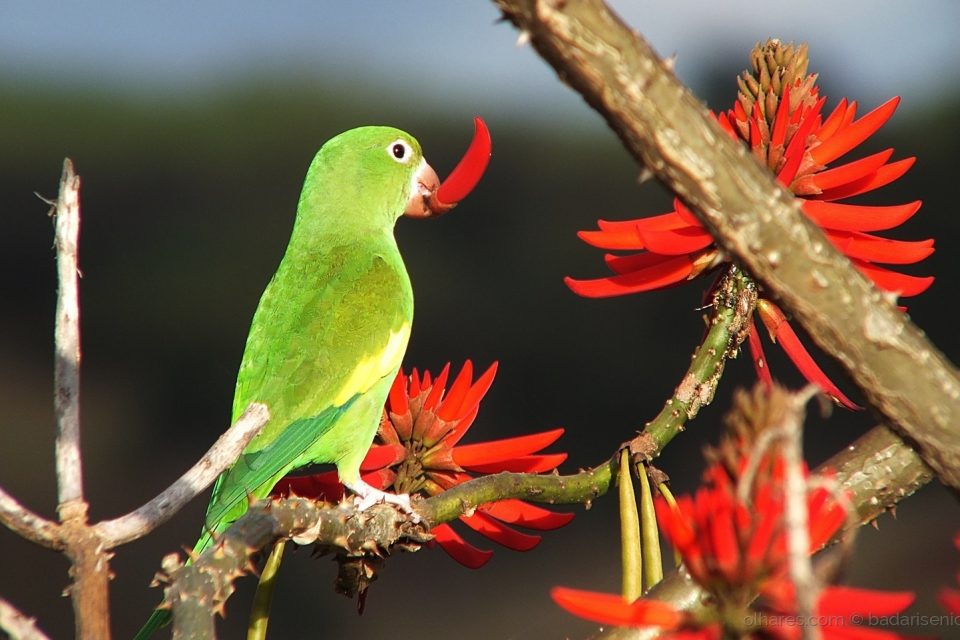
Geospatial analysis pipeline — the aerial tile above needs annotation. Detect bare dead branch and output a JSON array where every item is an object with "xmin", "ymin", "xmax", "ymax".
[
  {"xmin": 493, "ymin": 0, "xmax": 960, "ymax": 490},
  {"xmin": 52, "ymin": 158, "xmax": 85, "ymax": 511},
  {"xmin": 95, "ymin": 403, "xmax": 269, "ymax": 547},
  {"xmin": 0, "ymin": 598, "xmax": 50, "ymax": 640},
  {"xmin": 0, "ymin": 486, "xmax": 61, "ymax": 550}
]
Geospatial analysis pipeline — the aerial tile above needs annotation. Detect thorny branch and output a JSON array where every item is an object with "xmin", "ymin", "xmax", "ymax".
[
  {"xmin": 165, "ymin": 413, "xmax": 930, "ymax": 639},
  {"xmin": 492, "ymin": 0, "xmax": 960, "ymax": 491}
]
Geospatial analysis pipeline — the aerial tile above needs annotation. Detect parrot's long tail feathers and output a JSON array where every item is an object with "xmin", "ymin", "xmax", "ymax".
[{"xmin": 133, "ymin": 608, "xmax": 171, "ymax": 640}]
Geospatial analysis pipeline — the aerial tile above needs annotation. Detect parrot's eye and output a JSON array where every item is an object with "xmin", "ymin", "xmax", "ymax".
[{"xmin": 387, "ymin": 139, "xmax": 413, "ymax": 164}]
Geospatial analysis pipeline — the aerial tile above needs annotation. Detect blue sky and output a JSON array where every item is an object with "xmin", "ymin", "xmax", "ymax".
[{"xmin": 2, "ymin": 1, "xmax": 958, "ymax": 120}]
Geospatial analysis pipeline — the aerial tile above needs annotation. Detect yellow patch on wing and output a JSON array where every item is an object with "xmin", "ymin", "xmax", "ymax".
[{"xmin": 332, "ymin": 323, "xmax": 411, "ymax": 406}]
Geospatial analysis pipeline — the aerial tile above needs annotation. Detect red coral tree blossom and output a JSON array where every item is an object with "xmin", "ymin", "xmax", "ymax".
[
  {"xmin": 273, "ymin": 361, "xmax": 573, "ymax": 568},
  {"xmin": 566, "ymin": 40, "xmax": 933, "ymax": 409},
  {"xmin": 552, "ymin": 386, "xmax": 915, "ymax": 638}
]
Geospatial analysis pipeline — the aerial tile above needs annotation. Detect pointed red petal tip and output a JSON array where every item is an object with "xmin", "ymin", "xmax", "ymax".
[
  {"xmin": 551, "ymin": 587, "xmax": 684, "ymax": 628},
  {"xmin": 432, "ymin": 116, "xmax": 492, "ymax": 209}
]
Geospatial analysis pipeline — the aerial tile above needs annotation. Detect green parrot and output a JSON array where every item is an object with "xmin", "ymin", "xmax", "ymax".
[{"xmin": 135, "ymin": 120, "xmax": 490, "ymax": 638}]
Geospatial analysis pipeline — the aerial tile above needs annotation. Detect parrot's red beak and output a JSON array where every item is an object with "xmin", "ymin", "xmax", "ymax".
[{"xmin": 404, "ymin": 116, "xmax": 491, "ymax": 218}]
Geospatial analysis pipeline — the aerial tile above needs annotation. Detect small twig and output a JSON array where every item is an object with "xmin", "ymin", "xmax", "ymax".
[
  {"xmin": 52, "ymin": 158, "xmax": 84, "ymax": 512},
  {"xmin": 0, "ymin": 486, "xmax": 61, "ymax": 550},
  {"xmin": 95, "ymin": 403, "xmax": 269, "ymax": 547},
  {"xmin": 779, "ymin": 387, "xmax": 821, "ymax": 640},
  {"xmin": 0, "ymin": 598, "xmax": 50, "ymax": 640},
  {"xmin": 633, "ymin": 267, "xmax": 755, "ymax": 457}
]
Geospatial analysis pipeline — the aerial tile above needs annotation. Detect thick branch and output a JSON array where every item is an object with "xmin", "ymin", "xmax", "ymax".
[
  {"xmin": 52, "ymin": 158, "xmax": 84, "ymax": 510},
  {"xmin": 95, "ymin": 403, "xmax": 269, "ymax": 547},
  {"xmin": 494, "ymin": 0, "xmax": 960, "ymax": 490},
  {"xmin": 0, "ymin": 598, "xmax": 50, "ymax": 640}
]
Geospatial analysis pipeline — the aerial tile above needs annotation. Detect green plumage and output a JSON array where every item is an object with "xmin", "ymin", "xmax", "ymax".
[{"xmin": 136, "ymin": 126, "xmax": 422, "ymax": 639}]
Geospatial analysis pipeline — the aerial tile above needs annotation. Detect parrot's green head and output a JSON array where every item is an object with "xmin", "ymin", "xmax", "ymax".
[{"xmin": 296, "ymin": 126, "xmax": 444, "ymax": 236}]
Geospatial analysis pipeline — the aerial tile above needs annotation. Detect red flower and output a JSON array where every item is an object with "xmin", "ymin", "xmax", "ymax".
[
  {"xmin": 566, "ymin": 41, "xmax": 933, "ymax": 409},
  {"xmin": 273, "ymin": 361, "xmax": 573, "ymax": 568},
  {"xmin": 553, "ymin": 387, "xmax": 915, "ymax": 637}
]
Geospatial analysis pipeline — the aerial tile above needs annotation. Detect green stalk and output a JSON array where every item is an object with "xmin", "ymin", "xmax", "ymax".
[
  {"xmin": 637, "ymin": 464, "xmax": 663, "ymax": 590},
  {"xmin": 247, "ymin": 540, "xmax": 286, "ymax": 640},
  {"xmin": 618, "ymin": 450, "xmax": 642, "ymax": 601}
]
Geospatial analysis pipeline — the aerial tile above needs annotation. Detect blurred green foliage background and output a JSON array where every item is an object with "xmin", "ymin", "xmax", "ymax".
[{"xmin": 1, "ymin": 3, "xmax": 958, "ymax": 638}]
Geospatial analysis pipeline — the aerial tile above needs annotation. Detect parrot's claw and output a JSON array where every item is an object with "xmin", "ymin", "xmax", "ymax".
[{"xmin": 345, "ymin": 479, "xmax": 422, "ymax": 524}]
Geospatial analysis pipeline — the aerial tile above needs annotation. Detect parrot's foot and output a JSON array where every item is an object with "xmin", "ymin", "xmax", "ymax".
[{"xmin": 345, "ymin": 479, "xmax": 422, "ymax": 524}]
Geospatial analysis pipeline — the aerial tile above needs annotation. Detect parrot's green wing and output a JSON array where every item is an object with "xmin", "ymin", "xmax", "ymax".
[{"xmin": 203, "ymin": 244, "xmax": 412, "ymax": 541}]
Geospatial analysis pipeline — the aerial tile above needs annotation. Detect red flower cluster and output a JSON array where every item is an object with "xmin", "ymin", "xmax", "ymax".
[
  {"xmin": 566, "ymin": 41, "xmax": 933, "ymax": 408},
  {"xmin": 273, "ymin": 362, "xmax": 573, "ymax": 568},
  {"xmin": 553, "ymin": 387, "xmax": 916, "ymax": 638}
]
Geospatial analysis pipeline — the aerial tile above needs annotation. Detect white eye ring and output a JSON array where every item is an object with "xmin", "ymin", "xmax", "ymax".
[{"xmin": 387, "ymin": 139, "xmax": 413, "ymax": 164}]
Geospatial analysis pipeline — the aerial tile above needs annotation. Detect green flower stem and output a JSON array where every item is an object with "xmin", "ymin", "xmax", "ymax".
[
  {"xmin": 638, "ymin": 267, "xmax": 755, "ymax": 454},
  {"xmin": 619, "ymin": 450, "xmax": 643, "ymax": 601},
  {"xmin": 636, "ymin": 464, "xmax": 663, "ymax": 591},
  {"xmin": 421, "ymin": 457, "xmax": 617, "ymax": 524},
  {"xmin": 656, "ymin": 483, "xmax": 682, "ymax": 569},
  {"xmin": 247, "ymin": 540, "xmax": 286, "ymax": 640}
]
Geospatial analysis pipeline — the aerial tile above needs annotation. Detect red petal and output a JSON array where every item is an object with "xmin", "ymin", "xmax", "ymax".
[
  {"xmin": 461, "ymin": 511, "xmax": 541, "ymax": 551},
  {"xmin": 771, "ymin": 84, "xmax": 791, "ymax": 149},
  {"xmin": 409, "ymin": 369, "xmax": 422, "ymax": 397},
  {"xmin": 814, "ymin": 157, "xmax": 915, "ymax": 201},
  {"xmin": 423, "ymin": 363, "xmax": 451, "ymax": 411},
  {"xmin": 707, "ymin": 500, "xmax": 740, "ymax": 579},
  {"xmin": 431, "ymin": 523, "xmax": 493, "ymax": 569},
  {"xmin": 815, "ymin": 98, "xmax": 850, "ymax": 143},
  {"xmin": 551, "ymin": 588, "xmax": 684, "ymax": 628},
  {"xmin": 852, "ymin": 260, "xmax": 934, "ymax": 298},
  {"xmin": 454, "ymin": 362, "xmax": 498, "ymax": 422},
  {"xmin": 466, "ymin": 453, "xmax": 568, "ymax": 474},
  {"xmin": 811, "ymin": 149, "xmax": 894, "ymax": 191},
  {"xmin": 939, "ymin": 588, "xmax": 960, "ymax": 615},
  {"xmin": 578, "ymin": 227, "xmax": 645, "ymax": 250},
  {"xmin": 818, "ymin": 586, "xmax": 915, "ymax": 617},
  {"xmin": 601, "ymin": 211, "xmax": 691, "ymax": 232},
  {"xmin": 780, "ymin": 97, "xmax": 826, "ymax": 185},
  {"xmin": 827, "ymin": 231, "xmax": 934, "ymax": 265},
  {"xmin": 636, "ymin": 226, "xmax": 714, "ymax": 255},
  {"xmin": 565, "ymin": 255, "xmax": 694, "ymax": 298},
  {"xmin": 360, "ymin": 443, "xmax": 407, "ymax": 470},
  {"xmin": 480, "ymin": 499, "xmax": 575, "ymax": 530},
  {"xmin": 437, "ymin": 361, "xmax": 474, "ymax": 421},
  {"xmin": 757, "ymin": 301, "xmax": 858, "ymax": 410},
  {"xmin": 440, "ymin": 403, "xmax": 479, "ymax": 449},
  {"xmin": 801, "ymin": 200, "xmax": 922, "ymax": 232},
  {"xmin": 602, "ymin": 251, "xmax": 685, "ymax": 276},
  {"xmin": 747, "ymin": 318, "xmax": 774, "ymax": 387},
  {"xmin": 434, "ymin": 116, "xmax": 491, "ymax": 206},
  {"xmin": 388, "ymin": 368, "xmax": 408, "ymax": 415},
  {"xmin": 673, "ymin": 200, "xmax": 703, "ymax": 227},
  {"xmin": 811, "ymin": 97, "xmax": 900, "ymax": 165},
  {"xmin": 453, "ymin": 428, "xmax": 564, "ymax": 467}
]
